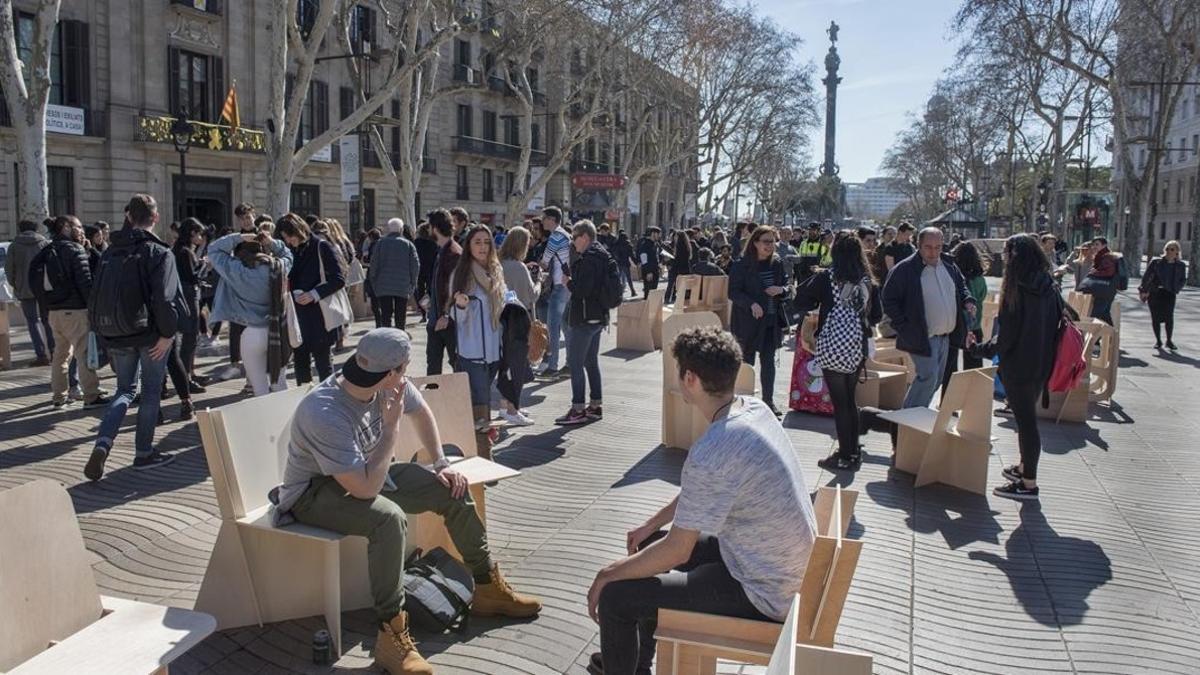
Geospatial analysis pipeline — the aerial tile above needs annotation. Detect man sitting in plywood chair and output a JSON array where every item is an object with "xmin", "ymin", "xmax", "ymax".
[
  {"xmin": 270, "ymin": 328, "xmax": 541, "ymax": 674},
  {"xmin": 586, "ymin": 327, "xmax": 818, "ymax": 675}
]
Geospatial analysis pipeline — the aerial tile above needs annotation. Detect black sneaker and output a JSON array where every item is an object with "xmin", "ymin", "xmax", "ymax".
[
  {"xmin": 178, "ymin": 400, "xmax": 195, "ymax": 422},
  {"xmin": 1155, "ymin": 341, "xmax": 1163, "ymax": 349},
  {"xmin": 555, "ymin": 408, "xmax": 591, "ymax": 426},
  {"xmin": 587, "ymin": 652, "xmax": 651, "ymax": 675},
  {"xmin": 818, "ymin": 454, "xmax": 858, "ymax": 472},
  {"xmin": 133, "ymin": 451, "xmax": 176, "ymax": 471},
  {"xmin": 187, "ymin": 381, "xmax": 207, "ymax": 394},
  {"xmin": 766, "ymin": 403, "xmax": 784, "ymax": 418},
  {"xmin": 1166, "ymin": 341, "xmax": 1178, "ymax": 351},
  {"xmin": 84, "ymin": 446, "xmax": 109, "ymax": 481},
  {"xmin": 83, "ymin": 394, "xmax": 112, "ymax": 410},
  {"xmin": 161, "ymin": 387, "xmax": 176, "ymax": 401},
  {"xmin": 1002, "ymin": 464, "xmax": 1024, "ymax": 482},
  {"xmin": 994, "ymin": 405, "xmax": 1013, "ymax": 416},
  {"xmin": 993, "ymin": 481, "xmax": 1039, "ymax": 500},
  {"xmin": 585, "ymin": 405, "xmax": 603, "ymax": 421}
]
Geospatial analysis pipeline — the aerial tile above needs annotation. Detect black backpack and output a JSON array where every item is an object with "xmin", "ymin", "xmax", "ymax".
[
  {"xmin": 35, "ymin": 243, "xmax": 73, "ymax": 305},
  {"xmin": 89, "ymin": 244, "xmax": 151, "ymax": 338},
  {"xmin": 597, "ymin": 248, "xmax": 624, "ymax": 310},
  {"xmin": 1114, "ymin": 255, "xmax": 1129, "ymax": 291},
  {"xmin": 402, "ymin": 547, "xmax": 475, "ymax": 633}
]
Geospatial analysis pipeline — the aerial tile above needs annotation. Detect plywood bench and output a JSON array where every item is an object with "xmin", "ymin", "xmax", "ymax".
[
  {"xmin": 674, "ymin": 274, "xmax": 703, "ymax": 309},
  {"xmin": 661, "ymin": 312, "xmax": 756, "ymax": 450},
  {"xmin": 1084, "ymin": 318, "xmax": 1118, "ymax": 403},
  {"xmin": 618, "ymin": 288, "xmax": 669, "ymax": 351},
  {"xmin": 682, "ymin": 275, "xmax": 731, "ymax": 327},
  {"xmin": 0, "ymin": 480, "xmax": 215, "ymax": 674},
  {"xmin": 879, "ymin": 368, "xmax": 995, "ymax": 495},
  {"xmin": 194, "ymin": 373, "xmax": 518, "ymax": 657},
  {"xmin": 1067, "ymin": 291, "xmax": 1093, "ymax": 320},
  {"xmin": 654, "ymin": 486, "xmax": 864, "ymax": 674}
]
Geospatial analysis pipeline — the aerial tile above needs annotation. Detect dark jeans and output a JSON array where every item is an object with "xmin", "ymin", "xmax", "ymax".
[
  {"xmin": 1005, "ymin": 379, "xmax": 1042, "ymax": 481},
  {"xmin": 567, "ymin": 323, "xmax": 603, "ymax": 406},
  {"xmin": 642, "ymin": 270, "xmax": 659, "ymax": 298},
  {"xmin": 229, "ymin": 322, "xmax": 245, "ymax": 363},
  {"xmin": 1086, "ymin": 282, "xmax": 1116, "ymax": 326},
  {"xmin": 740, "ymin": 339, "xmax": 778, "ymax": 407},
  {"xmin": 1149, "ymin": 289, "xmax": 1176, "ymax": 343},
  {"xmin": 415, "ymin": 275, "xmax": 431, "ymax": 319},
  {"xmin": 598, "ymin": 533, "xmax": 769, "ymax": 675},
  {"xmin": 164, "ymin": 335, "xmax": 191, "ymax": 399},
  {"xmin": 664, "ymin": 269, "xmax": 680, "ymax": 304},
  {"xmin": 618, "ymin": 263, "xmax": 635, "ymax": 295},
  {"xmin": 941, "ymin": 328, "xmax": 984, "ymax": 399},
  {"xmin": 293, "ymin": 341, "xmax": 333, "ymax": 385},
  {"xmin": 96, "ymin": 345, "xmax": 168, "ymax": 458},
  {"xmin": 426, "ymin": 319, "xmax": 457, "ymax": 375},
  {"xmin": 823, "ymin": 369, "xmax": 860, "ymax": 459},
  {"xmin": 376, "ymin": 295, "xmax": 409, "ymax": 329},
  {"xmin": 180, "ymin": 326, "xmax": 199, "ymax": 379},
  {"xmin": 19, "ymin": 298, "xmax": 52, "ymax": 360}
]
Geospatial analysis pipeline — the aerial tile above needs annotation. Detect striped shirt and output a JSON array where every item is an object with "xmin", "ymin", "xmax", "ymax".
[{"xmin": 540, "ymin": 226, "xmax": 572, "ymax": 286}]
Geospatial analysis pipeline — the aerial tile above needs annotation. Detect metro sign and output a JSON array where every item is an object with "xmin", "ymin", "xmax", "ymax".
[{"xmin": 572, "ymin": 173, "xmax": 626, "ymax": 190}]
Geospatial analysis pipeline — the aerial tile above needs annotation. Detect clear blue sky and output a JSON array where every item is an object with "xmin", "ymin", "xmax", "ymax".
[{"xmin": 754, "ymin": 0, "xmax": 963, "ymax": 183}]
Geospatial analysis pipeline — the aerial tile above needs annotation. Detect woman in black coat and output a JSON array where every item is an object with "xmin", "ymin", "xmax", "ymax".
[
  {"xmin": 276, "ymin": 214, "xmax": 346, "ymax": 385},
  {"xmin": 1139, "ymin": 240, "xmax": 1187, "ymax": 350},
  {"xmin": 729, "ymin": 225, "xmax": 792, "ymax": 416},
  {"xmin": 663, "ymin": 230, "xmax": 693, "ymax": 304},
  {"xmin": 968, "ymin": 234, "xmax": 1061, "ymax": 501}
]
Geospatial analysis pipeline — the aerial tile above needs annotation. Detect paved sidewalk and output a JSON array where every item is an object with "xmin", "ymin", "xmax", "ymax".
[{"xmin": 1, "ymin": 287, "xmax": 1199, "ymax": 674}]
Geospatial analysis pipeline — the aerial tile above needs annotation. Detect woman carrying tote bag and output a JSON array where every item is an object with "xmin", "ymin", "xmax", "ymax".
[{"xmin": 276, "ymin": 213, "xmax": 347, "ymax": 386}]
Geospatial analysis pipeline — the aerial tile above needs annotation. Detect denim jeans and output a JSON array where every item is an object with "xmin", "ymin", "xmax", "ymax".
[
  {"xmin": 96, "ymin": 345, "xmax": 168, "ymax": 458},
  {"xmin": 456, "ymin": 358, "xmax": 499, "ymax": 407},
  {"xmin": 19, "ymin": 298, "xmax": 52, "ymax": 360},
  {"xmin": 544, "ymin": 284, "xmax": 570, "ymax": 370},
  {"xmin": 904, "ymin": 334, "xmax": 950, "ymax": 408},
  {"xmin": 567, "ymin": 323, "xmax": 603, "ymax": 406}
]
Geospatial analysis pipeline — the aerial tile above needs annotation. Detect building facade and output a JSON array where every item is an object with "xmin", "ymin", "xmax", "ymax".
[
  {"xmin": 0, "ymin": 0, "xmax": 693, "ymax": 239},
  {"xmin": 845, "ymin": 177, "xmax": 908, "ymax": 221}
]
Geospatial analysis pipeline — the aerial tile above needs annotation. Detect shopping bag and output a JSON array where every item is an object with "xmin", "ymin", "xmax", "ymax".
[{"xmin": 788, "ymin": 345, "xmax": 833, "ymax": 416}]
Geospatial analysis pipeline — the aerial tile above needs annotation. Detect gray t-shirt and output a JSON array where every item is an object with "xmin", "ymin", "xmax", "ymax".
[
  {"xmin": 274, "ymin": 376, "xmax": 424, "ymax": 517},
  {"xmin": 673, "ymin": 397, "xmax": 818, "ymax": 620}
]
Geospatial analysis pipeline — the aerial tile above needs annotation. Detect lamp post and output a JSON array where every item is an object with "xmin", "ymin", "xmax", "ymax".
[{"xmin": 170, "ymin": 109, "xmax": 195, "ymax": 224}]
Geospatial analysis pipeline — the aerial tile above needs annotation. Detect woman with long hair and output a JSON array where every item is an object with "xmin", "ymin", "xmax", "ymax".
[
  {"xmin": 277, "ymin": 214, "xmax": 345, "ymax": 386},
  {"xmin": 451, "ymin": 225, "xmax": 510, "ymax": 458},
  {"xmin": 969, "ymin": 234, "xmax": 1060, "ymax": 500},
  {"xmin": 664, "ymin": 229, "xmax": 693, "ymax": 304},
  {"xmin": 1140, "ymin": 240, "xmax": 1187, "ymax": 350},
  {"xmin": 312, "ymin": 219, "xmax": 353, "ymax": 353},
  {"xmin": 496, "ymin": 226, "xmax": 539, "ymax": 426},
  {"xmin": 795, "ymin": 231, "xmax": 881, "ymax": 471},
  {"xmin": 325, "ymin": 218, "xmax": 356, "ymax": 267},
  {"xmin": 172, "ymin": 218, "xmax": 209, "ymax": 391},
  {"xmin": 729, "ymin": 225, "xmax": 792, "ymax": 416},
  {"xmin": 941, "ymin": 241, "xmax": 989, "ymax": 393}
]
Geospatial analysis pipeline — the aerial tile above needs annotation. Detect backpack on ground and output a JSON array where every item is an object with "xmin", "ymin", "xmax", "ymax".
[
  {"xmin": 402, "ymin": 547, "xmax": 474, "ymax": 633},
  {"xmin": 1114, "ymin": 255, "xmax": 1129, "ymax": 291},
  {"xmin": 815, "ymin": 278, "xmax": 868, "ymax": 375},
  {"xmin": 597, "ymin": 248, "xmax": 624, "ymax": 310},
  {"xmin": 89, "ymin": 245, "xmax": 150, "ymax": 338},
  {"xmin": 36, "ymin": 243, "xmax": 73, "ymax": 305},
  {"xmin": 1048, "ymin": 316, "xmax": 1087, "ymax": 393}
]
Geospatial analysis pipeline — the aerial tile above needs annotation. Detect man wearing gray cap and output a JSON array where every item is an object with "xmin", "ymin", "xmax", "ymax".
[{"xmin": 272, "ymin": 328, "xmax": 541, "ymax": 674}]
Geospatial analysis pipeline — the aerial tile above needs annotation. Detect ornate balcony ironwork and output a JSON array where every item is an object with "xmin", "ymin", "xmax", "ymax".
[{"xmin": 136, "ymin": 115, "xmax": 265, "ymax": 153}]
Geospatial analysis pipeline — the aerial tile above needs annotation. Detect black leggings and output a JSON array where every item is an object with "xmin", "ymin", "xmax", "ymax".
[
  {"xmin": 229, "ymin": 322, "xmax": 244, "ymax": 363},
  {"xmin": 293, "ymin": 341, "xmax": 333, "ymax": 385},
  {"xmin": 741, "ymin": 339, "xmax": 778, "ymax": 407},
  {"xmin": 598, "ymin": 533, "xmax": 769, "ymax": 675},
  {"xmin": 1005, "ymin": 379, "xmax": 1042, "ymax": 481},
  {"xmin": 376, "ymin": 295, "xmax": 409, "ymax": 329},
  {"xmin": 823, "ymin": 369, "xmax": 860, "ymax": 459},
  {"xmin": 164, "ymin": 335, "xmax": 191, "ymax": 401},
  {"xmin": 1148, "ymin": 289, "xmax": 1176, "ymax": 343}
]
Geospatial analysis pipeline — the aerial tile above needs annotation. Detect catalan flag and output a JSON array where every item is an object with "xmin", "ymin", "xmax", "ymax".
[{"xmin": 220, "ymin": 80, "xmax": 240, "ymax": 130}]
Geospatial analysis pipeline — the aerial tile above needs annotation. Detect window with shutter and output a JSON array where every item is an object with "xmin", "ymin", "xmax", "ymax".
[
  {"xmin": 315, "ymin": 81, "xmax": 329, "ymax": 134},
  {"xmin": 60, "ymin": 20, "xmax": 90, "ymax": 108},
  {"xmin": 340, "ymin": 86, "xmax": 354, "ymax": 120},
  {"xmin": 210, "ymin": 56, "xmax": 225, "ymax": 122},
  {"xmin": 483, "ymin": 169, "xmax": 494, "ymax": 201},
  {"xmin": 171, "ymin": 49, "xmax": 216, "ymax": 121},
  {"xmin": 483, "ymin": 110, "xmax": 497, "ymax": 141}
]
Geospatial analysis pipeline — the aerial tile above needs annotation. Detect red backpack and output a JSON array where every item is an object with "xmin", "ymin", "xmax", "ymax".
[{"xmin": 1048, "ymin": 317, "xmax": 1087, "ymax": 392}]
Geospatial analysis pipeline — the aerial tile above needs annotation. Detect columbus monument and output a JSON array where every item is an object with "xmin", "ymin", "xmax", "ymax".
[{"xmin": 820, "ymin": 20, "xmax": 841, "ymax": 178}]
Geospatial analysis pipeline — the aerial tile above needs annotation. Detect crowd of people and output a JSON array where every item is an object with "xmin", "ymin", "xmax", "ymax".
[{"xmin": 5, "ymin": 188, "xmax": 1193, "ymax": 674}]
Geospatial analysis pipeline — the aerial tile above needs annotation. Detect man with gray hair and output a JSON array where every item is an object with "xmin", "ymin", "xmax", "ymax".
[
  {"xmin": 367, "ymin": 217, "xmax": 420, "ymax": 329},
  {"xmin": 881, "ymin": 227, "xmax": 977, "ymax": 408},
  {"xmin": 273, "ymin": 328, "xmax": 542, "ymax": 674}
]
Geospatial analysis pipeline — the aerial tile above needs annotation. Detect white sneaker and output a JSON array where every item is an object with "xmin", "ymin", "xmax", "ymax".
[
  {"xmin": 501, "ymin": 409, "xmax": 535, "ymax": 427},
  {"xmin": 68, "ymin": 386, "xmax": 84, "ymax": 401}
]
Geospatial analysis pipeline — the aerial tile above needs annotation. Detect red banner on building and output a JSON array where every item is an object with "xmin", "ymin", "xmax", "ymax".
[{"xmin": 572, "ymin": 173, "xmax": 626, "ymax": 190}]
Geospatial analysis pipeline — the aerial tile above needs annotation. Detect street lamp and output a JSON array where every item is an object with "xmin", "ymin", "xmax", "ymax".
[{"xmin": 170, "ymin": 109, "xmax": 195, "ymax": 223}]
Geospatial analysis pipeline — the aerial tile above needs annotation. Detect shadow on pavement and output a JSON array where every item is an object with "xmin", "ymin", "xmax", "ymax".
[
  {"xmin": 610, "ymin": 444, "xmax": 685, "ymax": 489},
  {"xmin": 969, "ymin": 502, "xmax": 1112, "ymax": 627},
  {"xmin": 865, "ymin": 479, "xmax": 1003, "ymax": 549}
]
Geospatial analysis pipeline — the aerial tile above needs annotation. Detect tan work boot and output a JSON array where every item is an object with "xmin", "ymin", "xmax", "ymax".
[
  {"xmin": 471, "ymin": 565, "xmax": 542, "ymax": 618},
  {"xmin": 472, "ymin": 404, "xmax": 493, "ymax": 461},
  {"xmin": 374, "ymin": 612, "xmax": 434, "ymax": 674}
]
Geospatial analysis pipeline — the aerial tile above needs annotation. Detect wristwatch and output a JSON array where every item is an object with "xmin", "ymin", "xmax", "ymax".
[{"xmin": 432, "ymin": 457, "xmax": 451, "ymax": 472}]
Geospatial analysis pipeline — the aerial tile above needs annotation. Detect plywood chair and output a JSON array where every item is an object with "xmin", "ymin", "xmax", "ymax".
[
  {"xmin": 0, "ymin": 480, "xmax": 215, "ymax": 674},
  {"xmin": 981, "ymin": 294, "xmax": 1000, "ymax": 342},
  {"xmin": 871, "ymin": 346, "xmax": 916, "ymax": 385},
  {"xmin": 855, "ymin": 369, "xmax": 908, "ymax": 409},
  {"xmin": 1084, "ymin": 319, "xmax": 1119, "ymax": 403},
  {"xmin": 662, "ymin": 311, "xmax": 755, "ymax": 450},
  {"xmin": 700, "ymin": 275, "xmax": 732, "ymax": 327},
  {"xmin": 655, "ymin": 487, "xmax": 864, "ymax": 675},
  {"xmin": 1036, "ymin": 321, "xmax": 1103, "ymax": 423},
  {"xmin": 879, "ymin": 368, "xmax": 995, "ymax": 495},
  {"xmin": 764, "ymin": 595, "xmax": 873, "ymax": 675},
  {"xmin": 675, "ymin": 274, "xmax": 704, "ymax": 310},
  {"xmin": 617, "ymin": 288, "xmax": 667, "ymax": 352},
  {"xmin": 1067, "ymin": 291, "xmax": 1093, "ymax": 319},
  {"xmin": 194, "ymin": 374, "xmax": 518, "ymax": 656}
]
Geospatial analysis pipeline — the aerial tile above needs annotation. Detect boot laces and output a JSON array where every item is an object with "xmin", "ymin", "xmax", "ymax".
[
  {"xmin": 489, "ymin": 567, "xmax": 515, "ymax": 596},
  {"xmin": 388, "ymin": 622, "xmax": 417, "ymax": 652}
]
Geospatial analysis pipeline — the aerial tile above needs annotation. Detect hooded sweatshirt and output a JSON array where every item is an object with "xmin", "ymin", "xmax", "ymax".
[
  {"xmin": 975, "ymin": 271, "xmax": 1061, "ymax": 387},
  {"xmin": 8, "ymin": 230, "xmax": 49, "ymax": 301}
]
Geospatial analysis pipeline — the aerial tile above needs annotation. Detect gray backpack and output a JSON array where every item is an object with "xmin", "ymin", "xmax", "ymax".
[{"xmin": 403, "ymin": 547, "xmax": 475, "ymax": 633}]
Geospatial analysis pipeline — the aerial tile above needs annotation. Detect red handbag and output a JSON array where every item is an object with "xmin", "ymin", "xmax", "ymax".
[{"xmin": 789, "ymin": 345, "xmax": 833, "ymax": 416}]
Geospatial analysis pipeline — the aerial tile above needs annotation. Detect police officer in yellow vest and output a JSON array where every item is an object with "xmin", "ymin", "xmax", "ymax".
[{"xmin": 796, "ymin": 222, "xmax": 829, "ymax": 281}]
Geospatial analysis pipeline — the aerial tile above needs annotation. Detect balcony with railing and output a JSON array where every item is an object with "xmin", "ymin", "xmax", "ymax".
[
  {"xmin": 453, "ymin": 63, "xmax": 481, "ymax": 85},
  {"xmin": 454, "ymin": 136, "xmax": 546, "ymax": 163},
  {"xmin": 135, "ymin": 114, "xmax": 265, "ymax": 153}
]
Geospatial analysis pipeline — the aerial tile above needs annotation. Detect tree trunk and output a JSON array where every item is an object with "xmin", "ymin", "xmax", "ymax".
[{"xmin": 14, "ymin": 115, "xmax": 50, "ymax": 221}]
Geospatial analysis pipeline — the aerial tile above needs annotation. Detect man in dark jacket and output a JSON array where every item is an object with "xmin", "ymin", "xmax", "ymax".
[
  {"xmin": 881, "ymin": 227, "xmax": 977, "ymax": 408},
  {"xmin": 29, "ymin": 215, "xmax": 108, "ymax": 408},
  {"xmin": 367, "ymin": 217, "xmax": 420, "ymax": 329},
  {"xmin": 612, "ymin": 231, "xmax": 636, "ymax": 296},
  {"xmin": 692, "ymin": 247, "xmax": 725, "ymax": 276},
  {"xmin": 637, "ymin": 226, "xmax": 663, "ymax": 298},
  {"xmin": 8, "ymin": 219, "xmax": 53, "ymax": 365},
  {"xmin": 413, "ymin": 224, "xmax": 439, "ymax": 322},
  {"xmin": 84, "ymin": 194, "xmax": 182, "ymax": 480},
  {"xmin": 426, "ymin": 209, "xmax": 462, "ymax": 375},
  {"xmin": 556, "ymin": 221, "xmax": 611, "ymax": 426}
]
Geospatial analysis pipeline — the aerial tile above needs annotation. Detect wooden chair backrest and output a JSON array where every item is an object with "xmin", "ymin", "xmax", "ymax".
[
  {"xmin": 395, "ymin": 373, "xmax": 477, "ymax": 462},
  {"xmin": 934, "ymin": 368, "xmax": 994, "ymax": 443},
  {"xmin": 677, "ymin": 275, "xmax": 704, "ymax": 309},
  {"xmin": 197, "ymin": 386, "xmax": 312, "ymax": 520},
  {"xmin": 796, "ymin": 484, "xmax": 862, "ymax": 647},
  {"xmin": 812, "ymin": 485, "xmax": 857, "ymax": 538},
  {"xmin": 662, "ymin": 312, "xmax": 723, "ymax": 387},
  {"xmin": 0, "ymin": 480, "xmax": 105, "ymax": 671},
  {"xmin": 647, "ymin": 287, "xmax": 665, "ymax": 319},
  {"xmin": 1067, "ymin": 291, "xmax": 1093, "ymax": 319},
  {"xmin": 701, "ymin": 275, "xmax": 730, "ymax": 306},
  {"xmin": 981, "ymin": 299, "xmax": 1000, "ymax": 342},
  {"xmin": 766, "ymin": 594, "xmax": 802, "ymax": 675}
]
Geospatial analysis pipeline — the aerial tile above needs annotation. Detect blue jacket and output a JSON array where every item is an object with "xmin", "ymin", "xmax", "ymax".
[
  {"xmin": 367, "ymin": 233, "xmax": 420, "ymax": 298},
  {"xmin": 208, "ymin": 234, "xmax": 293, "ymax": 328},
  {"xmin": 881, "ymin": 252, "xmax": 975, "ymax": 357}
]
